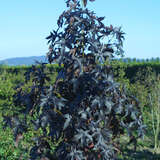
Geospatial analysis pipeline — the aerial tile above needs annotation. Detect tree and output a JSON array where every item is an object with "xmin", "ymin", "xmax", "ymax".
[
  {"xmin": 3, "ymin": 0, "xmax": 145, "ymax": 159},
  {"xmin": 149, "ymin": 74, "xmax": 160, "ymax": 152}
]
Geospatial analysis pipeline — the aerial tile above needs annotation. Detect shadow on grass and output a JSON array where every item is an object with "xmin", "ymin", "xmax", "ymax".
[{"xmin": 117, "ymin": 148, "xmax": 160, "ymax": 160}]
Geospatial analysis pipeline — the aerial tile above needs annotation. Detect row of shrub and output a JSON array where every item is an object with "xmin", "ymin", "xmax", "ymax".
[
  {"xmin": 1, "ymin": 60, "xmax": 160, "ymax": 81},
  {"xmin": 0, "ymin": 64, "xmax": 60, "ymax": 75},
  {"xmin": 0, "ymin": 61, "xmax": 160, "ymax": 159}
]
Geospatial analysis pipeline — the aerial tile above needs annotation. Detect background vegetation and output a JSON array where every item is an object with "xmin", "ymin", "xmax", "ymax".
[{"xmin": 0, "ymin": 60, "xmax": 160, "ymax": 159}]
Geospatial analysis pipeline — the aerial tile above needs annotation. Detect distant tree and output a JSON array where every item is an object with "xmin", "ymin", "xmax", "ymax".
[
  {"xmin": 146, "ymin": 58, "xmax": 149, "ymax": 62},
  {"xmin": 155, "ymin": 57, "xmax": 160, "ymax": 62},
  {"xmin": 3, "ymin": 0, "xmax": 145, "ymax": 159},
  {"xmin": 133, "ymin": 58, "xmax": 137, "ymax": 62},
  {"xmin": 126, "ymin": 58, "xmax": 131, "ymax": 63},
  {"xmin": 151, "ymin": 57, "xmax": 155, "ymax": 62}
]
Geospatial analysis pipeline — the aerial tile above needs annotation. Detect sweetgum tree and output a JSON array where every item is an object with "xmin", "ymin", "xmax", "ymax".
[{"xmin": 3, "ymin": 0, "xmax": 145, "ymax": 159}]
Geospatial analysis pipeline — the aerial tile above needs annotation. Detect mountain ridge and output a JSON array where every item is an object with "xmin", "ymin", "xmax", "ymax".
[
  {"xmin": 1, "ymin": 56, "xmax": 160, "ymax": 66},
  {"xmin": 0, "ymin": 56, "xmax": 47, "ymax": 66}
]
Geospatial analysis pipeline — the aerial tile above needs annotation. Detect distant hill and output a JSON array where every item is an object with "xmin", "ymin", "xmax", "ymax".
[
  {"xmin": 0, "ymin": 56, "xmax": 47, "ymax": 66},
  {"xmin": 1, "ymin": 56, "xmax": 160, "ymax": 66}
]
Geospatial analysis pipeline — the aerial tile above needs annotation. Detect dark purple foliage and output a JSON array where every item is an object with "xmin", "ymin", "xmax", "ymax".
[{"xmin": 3, "ymin": 0, "xmax": 145, "ymax": 159}]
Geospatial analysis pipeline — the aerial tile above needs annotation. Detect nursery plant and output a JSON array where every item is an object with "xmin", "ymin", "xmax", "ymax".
[
  {"xmin": 149, "ymin": 74, "xmax": 160, "ymax": 152},
  {"xmin": 3, "ymin": 0, "xmax": 145, "ymax": 159}
]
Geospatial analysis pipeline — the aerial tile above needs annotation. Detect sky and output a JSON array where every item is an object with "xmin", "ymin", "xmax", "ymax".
[{"xmin": 0, "ymin": 0, "xmax": 160, "ymax": 60}]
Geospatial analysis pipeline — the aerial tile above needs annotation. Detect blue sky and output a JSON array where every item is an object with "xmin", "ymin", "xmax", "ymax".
[{"xmin": 0, "ymin": 0, "xmax": 160, "ymax": 60}]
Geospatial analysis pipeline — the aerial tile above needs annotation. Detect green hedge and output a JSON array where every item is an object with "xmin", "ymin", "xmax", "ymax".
[
  {"xmin": 124, "ymin": 62, "xmax": 160, "ymax": 83},
  {"xmin": 1, "ymin": 61, "xmax": 160, "ymax": 82}
]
